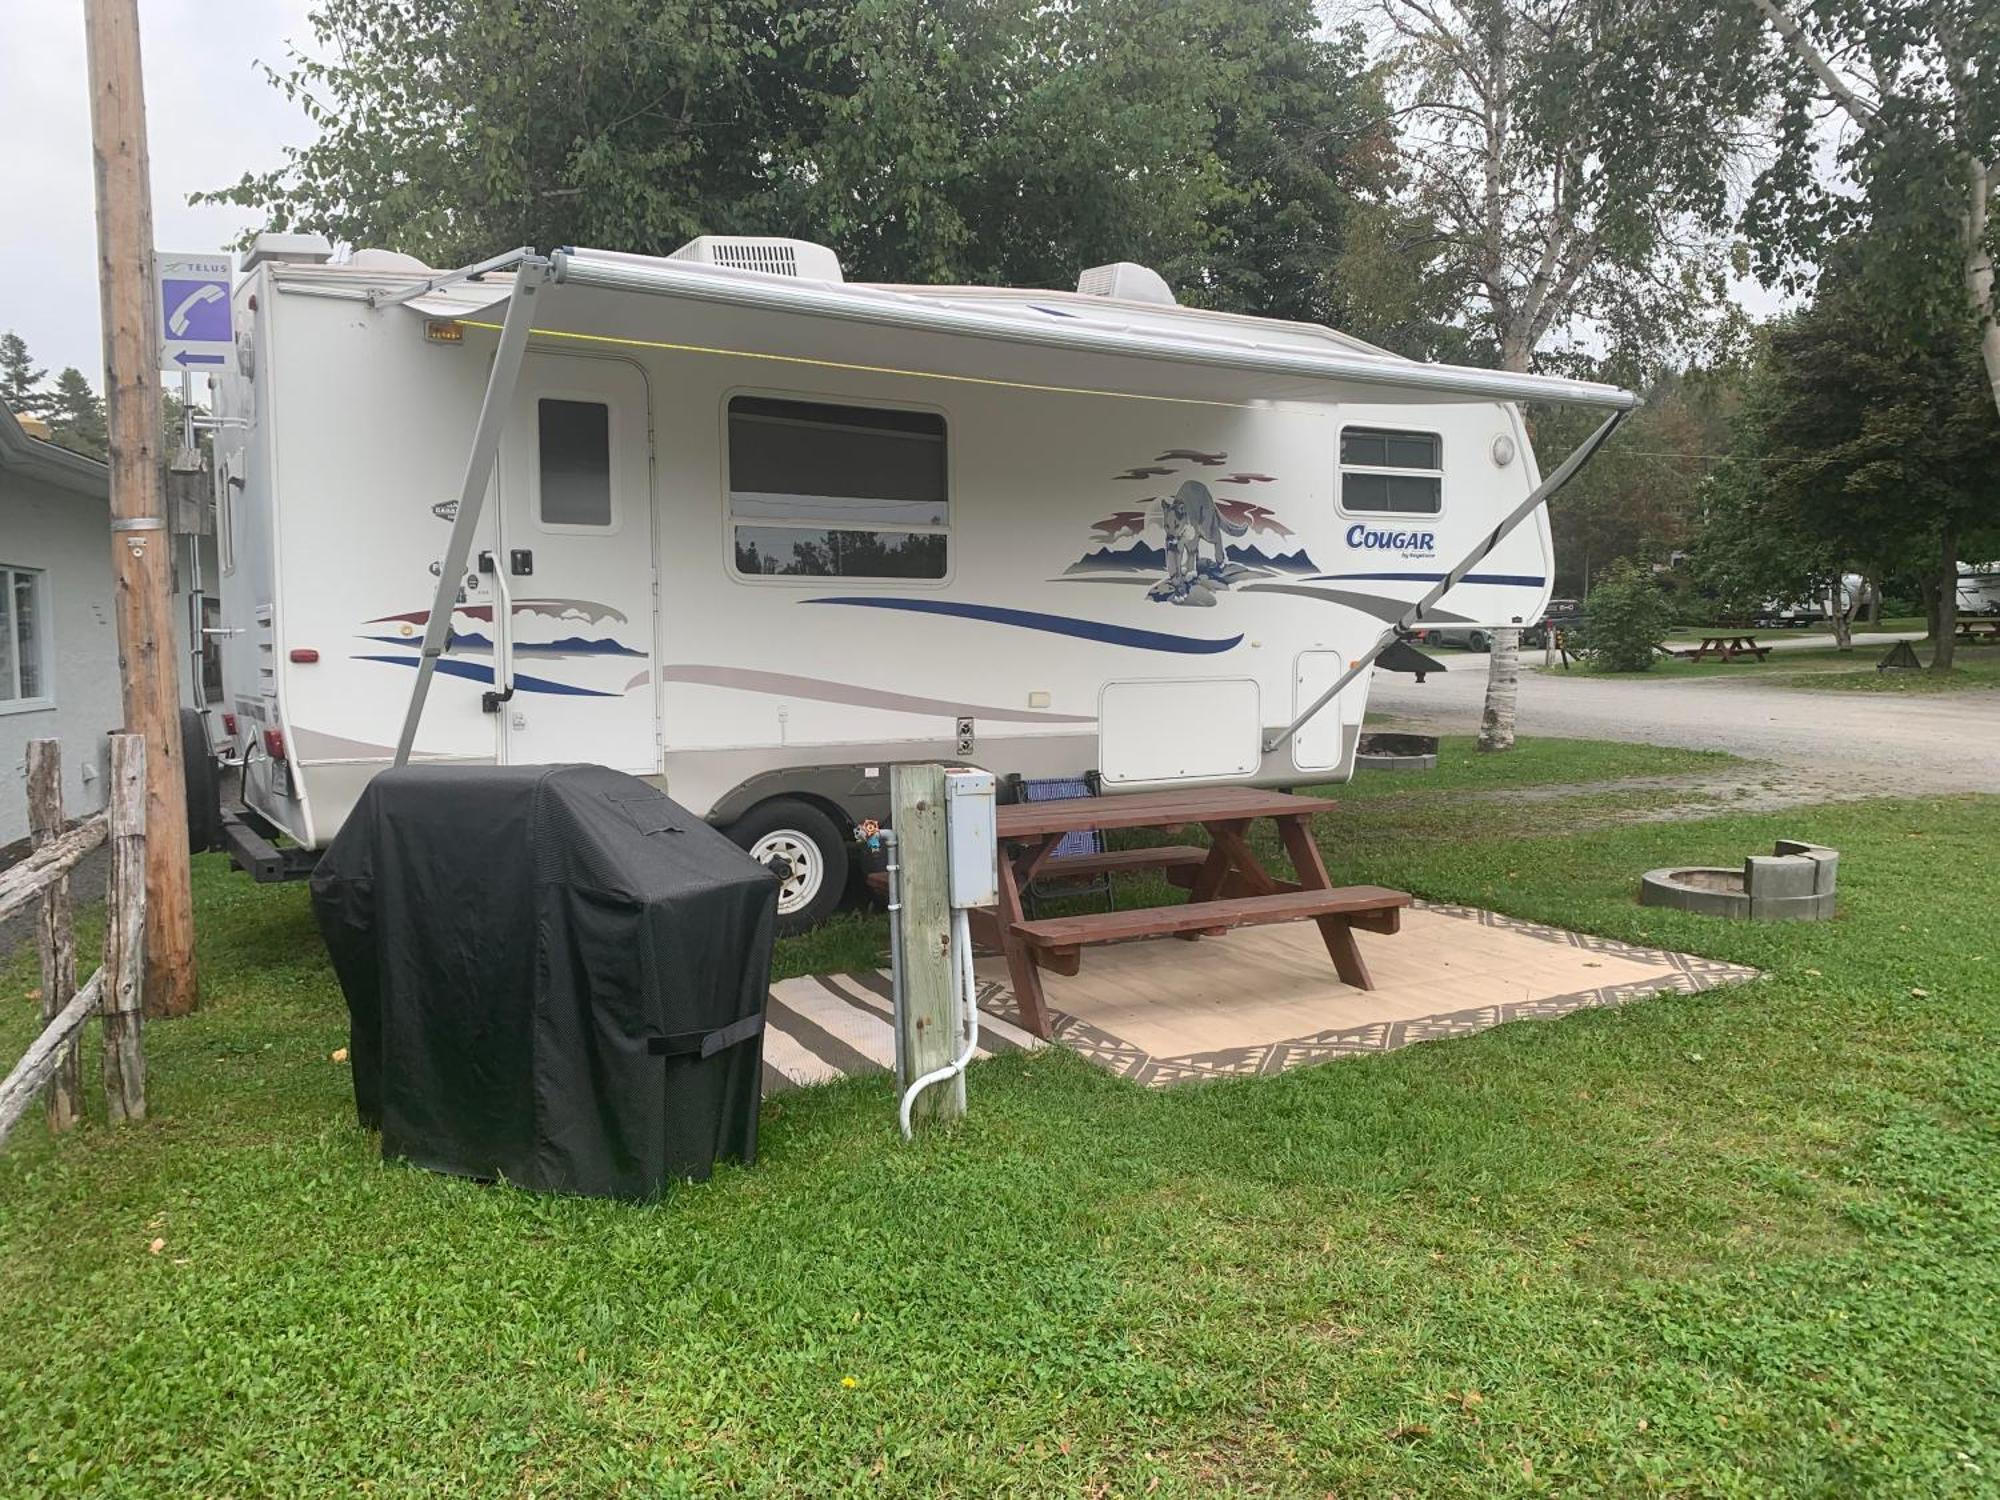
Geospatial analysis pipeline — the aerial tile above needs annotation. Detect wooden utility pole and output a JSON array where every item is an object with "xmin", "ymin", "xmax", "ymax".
[
  {"xmin": 890, "ymin": 764, "xmax": 962, "ymax": 1127},
  {"xmin": 83, "ymin": 0, "xmax": 198, "ymax": 1017}
]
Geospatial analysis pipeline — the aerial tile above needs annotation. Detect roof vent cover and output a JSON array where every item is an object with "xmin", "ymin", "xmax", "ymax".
[
  {"xmin": 668, "ymin": 236, "xmax": 843, "ymax": 283},
  {"xmin": 1076, "ymin": 261, "xmax": 1176, "ymax": 306}
]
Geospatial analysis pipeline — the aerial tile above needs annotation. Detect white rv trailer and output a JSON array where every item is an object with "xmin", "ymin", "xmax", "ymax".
[
  {"xmin": 1958, "ymin": 563, "xmax": 2000, "ymax": 617},
  {"xmin": 197, "ymin": 234, "xmax": 1634, "ymax": 927}
]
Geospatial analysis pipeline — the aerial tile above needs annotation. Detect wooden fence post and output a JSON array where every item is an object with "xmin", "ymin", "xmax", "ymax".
[
  {"xmin": 101, "ymin": 734, "xmax": 147, "ymax": 1123},
  {"xmin": 891, "ymin": 763, "xmax": 962, "ymax": 1126},
  {"xmin": 26, "ymin": 741, "xmax": 82, "ymax": 1133}
]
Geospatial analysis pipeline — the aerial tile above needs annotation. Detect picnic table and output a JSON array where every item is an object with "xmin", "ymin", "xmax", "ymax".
[
  {"xmin": 1954, "ymin": 618, "xmax": 2000, "ymax": 644},
  {"xmin": 977, "ymin": 786, "xmax": 1411, "ymax": 1039},
  {"xmin": 1682, "ymin": 634, "xmax": 1771, "ymax": 663}
]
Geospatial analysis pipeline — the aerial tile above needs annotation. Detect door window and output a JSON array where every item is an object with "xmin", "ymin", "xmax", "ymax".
[{"xmin": 537, "ymin": 398, "xmax": 613, "ymax": 528}]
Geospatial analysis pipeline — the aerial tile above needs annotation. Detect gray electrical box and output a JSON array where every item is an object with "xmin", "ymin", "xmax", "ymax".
[{"xmin": 943, "ymin": 767, "xmax": 997, "ymax": 909}]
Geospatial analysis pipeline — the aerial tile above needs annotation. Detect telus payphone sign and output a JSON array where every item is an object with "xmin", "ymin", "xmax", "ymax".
[{"xmin": 156, "ymin": 250, "xmax": 234, "ymax": 373}]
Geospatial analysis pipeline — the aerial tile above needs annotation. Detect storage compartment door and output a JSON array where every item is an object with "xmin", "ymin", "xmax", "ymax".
[
  {"xmin": 1098, "ymin": 678, "xmax": 1260, "ymax": 786},
  {"xmin": 1290, "ymin": 650, "xmax": 1361, "ymax": 773}
]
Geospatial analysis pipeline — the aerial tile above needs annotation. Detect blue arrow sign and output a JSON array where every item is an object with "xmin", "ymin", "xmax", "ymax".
[
  {"xmin": 155, "ymin": 251, "xmax": 234, "ymax": 373},
  {"xmin": 173, "ymin": 350, "xmax": 226, "ymax": 366}
]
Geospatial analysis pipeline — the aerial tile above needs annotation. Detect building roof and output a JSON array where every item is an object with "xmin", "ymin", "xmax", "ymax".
[{"xmin": 0, "ymin": 399, "xmax": 108, "ymax": 498}]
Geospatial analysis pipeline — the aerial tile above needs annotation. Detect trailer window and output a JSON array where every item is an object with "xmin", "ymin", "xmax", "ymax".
[
  {"xmin": 0, "ymin": 565, "xmax": 49, "ymax": 706},
  {"xmin": 1339, "ymin": 427, "xmax": 1442, "ymax": 516},
  {"xmin": 728, "ymin": 395, "xmax": 947, "ymax": 579},
  {"xmin": 538, "ymin": 398, "xmax": 612, "ymax": 527}
]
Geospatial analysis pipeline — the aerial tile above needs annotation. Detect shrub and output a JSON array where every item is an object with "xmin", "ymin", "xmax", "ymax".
[{"xmin": 1577, "ymin": 561, "xmax": 1675, "ymax": 670}]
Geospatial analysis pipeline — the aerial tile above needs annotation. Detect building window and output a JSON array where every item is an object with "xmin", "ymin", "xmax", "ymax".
[
  {"xmin": 728, "ymin": 395, "xmax": 948, "ymax": 579},
  {"xmin": 1339, "ymin": 426, "xmax": 1443, "ymax": 516},
  {"xmin": 0, "ymin": 564, "xmax": 49, "ymax": 705},
  {"xmin": 537, "ymin": 398, "xmax": 613, "ymax": 527}
]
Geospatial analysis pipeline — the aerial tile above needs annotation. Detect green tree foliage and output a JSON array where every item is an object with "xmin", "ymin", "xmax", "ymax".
[
  {"xmin": 1693, "ymin": 246, "xmax": 2000, "ymax": 668},
  {"xmin": 45, "ymin": 368, "xmax": 109, "ymax": 460},
  {"xmin": 1742, "ymin": 0, "xmax": 2000, "ymax": 418},
  {"xmin": 1575, "ymin": 559, "xmax": 1673, "ymax": 670},
  {"xmin": 1379, "ymin": 0, "xmax": 1767, "ymax": 376},
  {"xmin": 199, "ymin": 0, "xmax": 1393, "ymax": 322},
  {"xmin": 1, "ymin": 331, "xmax": 49, "ymax": 417}
]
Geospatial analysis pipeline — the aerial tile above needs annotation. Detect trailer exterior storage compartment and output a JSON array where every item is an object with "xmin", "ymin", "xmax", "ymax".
[{"xmin": 311, "ymin": 764, "xmax": 777, "ymax": 1198}]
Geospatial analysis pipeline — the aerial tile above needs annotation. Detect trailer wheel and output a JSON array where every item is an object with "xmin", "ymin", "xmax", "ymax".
[
  {"xmin": 726, "ymin": 798, "xmax": 849, "ymax": 935},
  {"xmin": 180, "ymin": 707, "xmax": 222, "ymax": 854}
]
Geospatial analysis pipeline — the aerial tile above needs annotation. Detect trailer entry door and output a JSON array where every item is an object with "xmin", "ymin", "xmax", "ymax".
[{"xmin": 494, "ymin": 353, "xmax": 658, "ymax": 772}]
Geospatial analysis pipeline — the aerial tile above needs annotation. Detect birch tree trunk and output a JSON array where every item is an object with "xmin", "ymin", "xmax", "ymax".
[{"xmin": 1477, "ymin": 628, "xmax": 1521, "ymax": 752}]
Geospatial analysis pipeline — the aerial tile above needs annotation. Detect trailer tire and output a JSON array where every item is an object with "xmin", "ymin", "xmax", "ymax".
[
  {"xmin": 726, "ymin": 798, "xmax": 849, "ymax": 936},
  {"xmin": 181, "ymin": 707, "xmax": 222, "ymax": 854}
]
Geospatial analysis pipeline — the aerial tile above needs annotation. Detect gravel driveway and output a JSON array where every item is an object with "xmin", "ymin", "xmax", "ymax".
[{"xmin": 1373, "ymin": 639, "xmax": 1999, "ymax": 799}]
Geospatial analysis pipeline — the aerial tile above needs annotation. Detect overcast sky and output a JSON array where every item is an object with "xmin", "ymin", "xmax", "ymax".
[
  {"xmin": 0, "ymin": 2, "xmax": 319, "ymax": 381},
  {"xmin": 0, "ymin": 2, "xmax": 1791, "ymax": 391}
]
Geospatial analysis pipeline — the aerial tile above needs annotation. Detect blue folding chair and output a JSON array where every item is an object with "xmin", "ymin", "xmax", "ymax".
[{"xmin": 1010, "ymin": 774, "xmax": 1115, "ymax": 918}]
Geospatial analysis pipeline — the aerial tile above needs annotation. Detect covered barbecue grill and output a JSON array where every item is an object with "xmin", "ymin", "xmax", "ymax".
[{"xmin": 311, "ymin": 764, "xmax": 777, "ymax": 1199}]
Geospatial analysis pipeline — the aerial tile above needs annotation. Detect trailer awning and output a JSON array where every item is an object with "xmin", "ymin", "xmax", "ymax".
[{"xmin": 376, "ymin": 247, "xmax": 1637, "ymax": 413}]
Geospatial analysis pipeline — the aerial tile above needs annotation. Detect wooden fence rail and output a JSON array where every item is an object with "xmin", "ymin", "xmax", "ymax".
[{"xmin": 0, "ymin": 735, "xmax": 147, "ymax": 1145}]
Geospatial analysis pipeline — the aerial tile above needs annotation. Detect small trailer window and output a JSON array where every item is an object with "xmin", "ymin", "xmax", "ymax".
[
  {"xmin": 1339, "ymin": 426, "xmax": 1443, "ymax": 516},
  {"xmin": 0, "ymin": 565, "xmax": 48, "ymax": 705},
  {"xmin": 538, "ymin": 398, "xmax": 613, "ymax": 527},
  {"xmin": 728, "ymin": 395, "xmax": 947, "ymax": 579}
]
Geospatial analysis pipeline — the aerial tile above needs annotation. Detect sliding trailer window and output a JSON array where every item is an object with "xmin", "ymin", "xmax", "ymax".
[
  {"xmin": 1338, "ymin": 426, "xmax": 1443, "ymax": 516},
  {"xmin": 728, "ymin": 395, "xmax": 948, "ymax": 580}
]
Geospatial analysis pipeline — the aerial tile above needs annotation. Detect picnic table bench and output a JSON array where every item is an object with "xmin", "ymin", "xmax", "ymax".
[
  {"xmin": 980, "ymin": 786, "xmax": 1411, "ymax": 1039},
  {"xmin": 1954, "ymin": 618, "xmax": 2000, "ymax": 644},
  {"xmin": 1681, "ymin": 634, "xmax": 1771, "ymax": 663}
]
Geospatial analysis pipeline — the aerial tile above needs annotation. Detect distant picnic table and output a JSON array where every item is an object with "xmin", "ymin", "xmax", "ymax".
[
  {"xmin": 1680, "ymin": 634, "xmax": 1771, "ymax": 663},
  {"xmin": 1954, "ymin": 618, "xmax": 2000, "ymax": 644},
  {"xmin": 973, "ymin": 786, "xmax": 1410, "ymax": 1039}
]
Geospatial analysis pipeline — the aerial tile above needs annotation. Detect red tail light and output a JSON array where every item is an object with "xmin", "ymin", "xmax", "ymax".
[
  {"xmin": 263, "ymin": 728, "xmax": 287, "ymax": 761},
  {"xmin": 221, "ymin": 713, "xmax": 238, "ymax": 735}
]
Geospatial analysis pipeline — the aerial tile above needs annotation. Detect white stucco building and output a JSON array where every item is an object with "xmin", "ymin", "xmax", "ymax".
[{"xmin": 0, "ymin": 400, "xmax": 120, "ymax": 847}]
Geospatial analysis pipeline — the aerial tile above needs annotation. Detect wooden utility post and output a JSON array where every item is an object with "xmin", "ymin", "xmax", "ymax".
[
  {"xmin": 83, "ymin": 0, "xmax": 198, "ymax": 1017},
  {"xmin": 890, "ymin": 764, "xmax": 963, "ymax": 1126}
]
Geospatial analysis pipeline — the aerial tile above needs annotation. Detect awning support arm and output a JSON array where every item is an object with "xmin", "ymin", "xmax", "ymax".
[
  {"xmin": 392, "ymin": 254, "xmax": 551, "ymax": 768},
  {"xmin": 1262, "ymin": 406, "xmax": 1629, "ymax": 757},
  {"xmin": 366, "ymin": 245, "xmax": 537, "ymax": 310}
]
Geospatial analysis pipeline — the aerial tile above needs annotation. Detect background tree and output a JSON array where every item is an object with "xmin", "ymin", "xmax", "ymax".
[
  {"xmin": 1, "ymin": 330, "xmax": 49, "ymax": 417},
  {"xmin": 1694, "ymin": 244, "xmax": 2000, "ymax": 669},
  {"xmin": 44, "ymin": 368, "xmax": 109, "ymax": 460},
  {"xmin": 201, "ymin": 0, "xmax": 1393, "ymax": 318},
  {"xmin": 1377, "ymin": 0, "xmax": 1766, "ymax": 749}
]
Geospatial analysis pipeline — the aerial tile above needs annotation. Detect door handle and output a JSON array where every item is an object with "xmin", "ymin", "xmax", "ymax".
[{"xmin": 509, "ymin": 549, "xmax": 533, "ymax": 576}]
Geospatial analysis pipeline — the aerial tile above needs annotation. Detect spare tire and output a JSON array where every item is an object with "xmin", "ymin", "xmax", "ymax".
[{"xmin": 180, "ymin": 707, "xmax": 222, "ymax": 854}]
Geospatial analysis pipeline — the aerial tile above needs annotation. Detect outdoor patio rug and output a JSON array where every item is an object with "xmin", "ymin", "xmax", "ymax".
[{"xmin": 759, "ymin": 902, "xmax": 1757, "ymax": 1094}]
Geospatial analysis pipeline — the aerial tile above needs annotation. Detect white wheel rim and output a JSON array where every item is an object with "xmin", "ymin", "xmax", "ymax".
[{"xmin": 749, "ymin": 830, "xmax": 824, "ymax": 915}]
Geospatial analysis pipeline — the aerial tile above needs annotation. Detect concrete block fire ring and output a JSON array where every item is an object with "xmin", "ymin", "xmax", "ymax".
[{"xmin": 1639, "ymin": 840, "xmax": 1838, "ymax": 921}]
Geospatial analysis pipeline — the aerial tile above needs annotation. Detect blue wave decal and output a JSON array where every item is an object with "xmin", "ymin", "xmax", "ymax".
[
  {"xmin": 803, "ymin": 597, "xmax": 1241, "ymax": 654},
  {"xmin": 1314, "ymin": 571, "xmax": 1546, "ymax": 587},
  {"xmin": 353, "ymin": 654, "xmax": 619, "ymax": 697},
  {"xmin": 361, "ymin": 633, "xmax": 643, "ymax": 657}
]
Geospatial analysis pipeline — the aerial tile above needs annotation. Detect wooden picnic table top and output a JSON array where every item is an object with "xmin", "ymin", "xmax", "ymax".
[{"xmin": 996, "ymin": 785, "xmax": 1339, "ymax": 838}]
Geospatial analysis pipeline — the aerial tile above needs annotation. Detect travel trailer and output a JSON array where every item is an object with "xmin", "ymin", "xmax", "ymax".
[
  {"xmin": 194, "ymin": 234, "xmax": 1633, "ymax": 928},
  {"xmin": 1958, "ymin": 563, "xmax": 2000, "ymax": 617}
]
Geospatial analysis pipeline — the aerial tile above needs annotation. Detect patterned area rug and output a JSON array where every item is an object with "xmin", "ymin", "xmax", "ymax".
[{"xmin": 762, "ymin": 902, "xmax": 1757, "ymax": 1093}]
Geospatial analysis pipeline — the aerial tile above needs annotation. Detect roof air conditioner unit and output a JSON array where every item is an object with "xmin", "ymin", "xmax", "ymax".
[
  {"xmin": 1075, "ymin": 261, "xmax": 1176, "ymax": 306},
  {"xmin": 242, "ymin": 231, "xmax": 335, "ymax": 271},
  {"xmin": 668, "ymin": 236, "xmax": 843, "ymax": 283}
]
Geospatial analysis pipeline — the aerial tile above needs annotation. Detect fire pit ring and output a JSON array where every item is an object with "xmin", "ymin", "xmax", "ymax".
[{"xmin": 1640, "ymin": 840, "xmax": 1837, "ymax": 921}]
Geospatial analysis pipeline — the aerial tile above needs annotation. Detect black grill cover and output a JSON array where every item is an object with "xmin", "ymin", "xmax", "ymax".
[{"xmin": 310, "ymin": 765, "xmax": 777, "ymax": 1199}]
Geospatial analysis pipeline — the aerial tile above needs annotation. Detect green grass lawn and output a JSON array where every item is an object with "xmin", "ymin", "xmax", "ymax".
[
  {"xmin": 1547, "ymin": 643, "xmax": 2000, "ymax": 693},
  {"xmin": 3, "ymin": 744, "xmax": 1997, "ymax": 1496}
]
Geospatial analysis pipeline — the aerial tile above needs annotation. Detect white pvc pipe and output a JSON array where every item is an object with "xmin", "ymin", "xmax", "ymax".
[{"xmin": 899, "ymin": 907, "xmax": 981, "ymax": 1140}]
